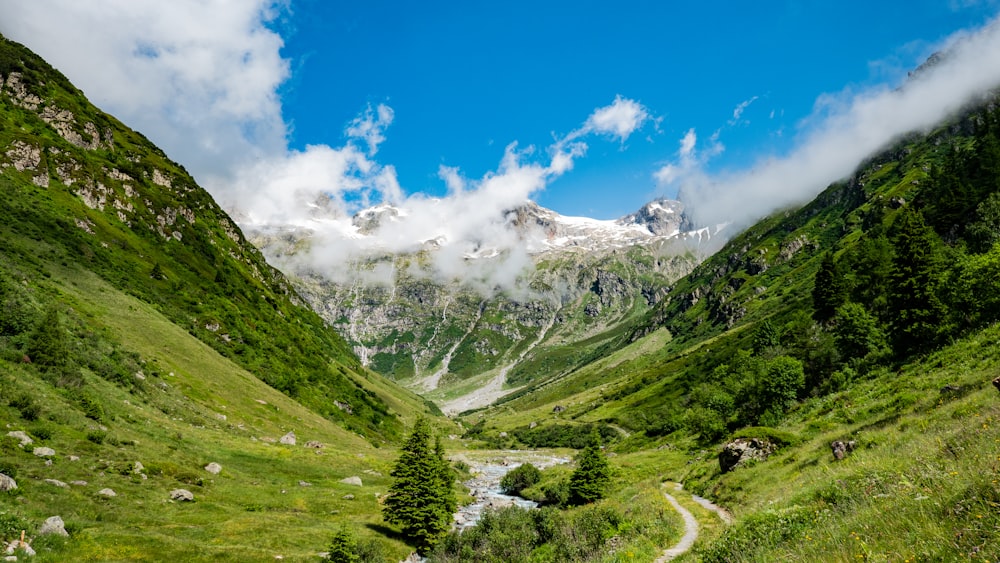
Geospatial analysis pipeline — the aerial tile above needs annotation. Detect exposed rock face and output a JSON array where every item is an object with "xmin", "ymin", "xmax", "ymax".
[
  {"xmin": 0, "ymin": 474, "xmax": 16, "ymax": 492},
  {"xmin": 38, "ymin": 516, "xmax": 69, "ymax": 537},
  {"xmin": 170, "ymin": 489, "xmax": 195, "ymax": 502},
  {"xmin": 246, "ymin": 198, "xmax": 711, "ymax": 398},
  {"xmin": 719, "ymin": 438, "xmax": 776, "ymax": 473}
]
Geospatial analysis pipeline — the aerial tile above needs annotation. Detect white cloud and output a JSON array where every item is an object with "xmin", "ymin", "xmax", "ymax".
[
  {"xmin": 658, "ymin": 16, "xmax": 1000, "ymax": 231},
  {"xmin": 729, "ymin": 96, "xmax": 759, "ymax": 124},
  {"xmin": 583, "ymin": 95, "xmax": 650, "ymax": 141},
  {"xmin": 346, "ymin": 103, "xmax": 395, "ymax": 156}
]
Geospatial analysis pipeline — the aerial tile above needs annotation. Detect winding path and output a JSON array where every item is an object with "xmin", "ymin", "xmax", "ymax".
[{"xmin": 655, "ymin": 483, "xmax": 731, "ymax": 562}]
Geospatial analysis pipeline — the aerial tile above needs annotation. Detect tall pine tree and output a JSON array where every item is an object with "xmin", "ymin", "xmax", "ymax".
[
  {"xmin": 888, "ymin": 208, "xmax": 948, "ymax": 356},
  {"xmin": 382, "ymin": 417, "xmax": 455, "ymax": 553},
  {"xmin": 812, "ymin": 251, "xmax": 847, "ymax": 322}
]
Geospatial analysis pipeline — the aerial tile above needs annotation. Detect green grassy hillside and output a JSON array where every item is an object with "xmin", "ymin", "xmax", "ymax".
[
  {"xmin": 457, "ymin": 96, "xmax": 1000, "ymax": 560},
  {"xmin": 0, "ymin": 33, "xmax": 448, "ymax": 561}
]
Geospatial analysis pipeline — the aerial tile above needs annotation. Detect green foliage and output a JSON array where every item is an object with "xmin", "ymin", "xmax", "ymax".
[
  {"xmin": 510, "ymin": 422, "xmax": 618, "ymax": 449},
  {"xmin": 812, "ymin": 251, "xmax": 847, "ymax": 322},
  {"xmin": 499, "ymin": 463, "xmax": 541, "ymax": 496},
  {"xmin": 8, "ymin": 392, "xmax": 40, "ymax": 421},
  {"xmin": 568, "ymin": 436, "xmax": 611, "ymax": 506},
  {"xmin": 833, "ymin": 302, "xmax": 889, "ymax": 362},
  {"xmin": 326, "ymin": 527, "xmax": 359, "ymax": 563},
  {"xmin": 429, "ymin": 503, "xmax": 627, "ymax": 563},
  {"xmin": 382, "ymin": 418, "xmax": 456, "ymax": 553},
  {"xmin": 24, "ymin": 306, "xmax": 67, "ymax": 368},
  {"xmin": 697, "ymin": 505, "xmax": 813, "ymax": 563},
  {"xmin": 888, "ymin": 208, "xmax": 948, "ymax": 355}
]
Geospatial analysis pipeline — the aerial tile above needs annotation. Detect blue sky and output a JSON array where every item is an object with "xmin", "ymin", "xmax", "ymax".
[
  {"xmin": 274, "ymin": 0, "xmax": 1000, "ymax": 218},
  {"xmin": 1, "ymin": 0, "xmax": 1000, "ymax": 232}
]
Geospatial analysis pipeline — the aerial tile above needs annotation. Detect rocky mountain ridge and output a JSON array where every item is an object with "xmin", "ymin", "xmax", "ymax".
[{"xmin": 246, "ymin": 197, "xmax": 723, "ymax": 410}]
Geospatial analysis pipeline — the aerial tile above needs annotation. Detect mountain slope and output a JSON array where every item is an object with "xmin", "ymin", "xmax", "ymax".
[
  {"xmin": 249, "ymin": 199, "xmax": 720, "ymax": 411},
  {"xmin": 0, "ymin": 34, "xmax": 437, "ymax": 441},
  {"xmin": 0, "ymin": 34, "xmax": 446, "ymax": 561}
]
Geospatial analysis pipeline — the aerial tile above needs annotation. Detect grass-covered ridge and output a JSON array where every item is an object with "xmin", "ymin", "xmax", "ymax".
[{"xmin": 0, "ymin": 33, "xmax": 426, "ymax": 441}]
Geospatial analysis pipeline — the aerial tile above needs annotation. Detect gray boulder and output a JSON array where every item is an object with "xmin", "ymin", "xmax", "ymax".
[
  {"xmin": 169, "ymin": 489, "xmax": 194, "ymax": 502},
  {"xmin": 44, "ymin": 479, "xmax": 68, "ymax": 488},
  {"xmin": 32, "ymin": 447, "xmax": 55, "ymax": 457},
  {"xmin": 279, "ymin": 431, "xmax": 296, "ymax": 445},
  {"xmin": 719, "ymin": 438, "xmax": 776, "ymax": 473},
  {"xmin": 204, "ymin": 462, "xmax": 222, "ymax": 475},
  {"xmin": 38, "ymin": 515, "xmax": 68, "ymax": 537},
  {"xmin": 0, "ymin": 474, "xmax": 16, "ymax": 492},
  {"xmin": 7, "ymin": 431, "xmax": 32, "ymax": 447},
  {"xmin": 4, "ymin": 540, "xmax": 35, "ymax": 556},
  {"xmin": 339, "ymin": 476, "xmax": 363, "ymax": 487},
  {"xmin": 97, "ymin": 488, "xmax": 117, "ymax": 497}
]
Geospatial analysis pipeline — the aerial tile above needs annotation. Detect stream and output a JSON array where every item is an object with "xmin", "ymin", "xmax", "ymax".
[{"xmin": 451, "ymin": 451, "xmax": 570, "ymax": 530}]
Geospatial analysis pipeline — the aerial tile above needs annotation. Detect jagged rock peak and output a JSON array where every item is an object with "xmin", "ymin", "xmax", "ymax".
[{"xmin": 616, "ymin": 198, "xmax": 684, "ymax": 236}]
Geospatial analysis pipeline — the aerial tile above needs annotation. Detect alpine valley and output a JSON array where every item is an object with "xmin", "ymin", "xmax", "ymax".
[{"xmin": 4, "ymin": 20, "xmax": 1000, "ymax": 563}]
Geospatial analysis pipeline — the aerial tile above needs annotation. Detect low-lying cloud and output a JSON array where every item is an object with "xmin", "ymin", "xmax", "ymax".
[{"xmin": 658, "ymin": 15, "xmax": 1000, "ymax": 230}]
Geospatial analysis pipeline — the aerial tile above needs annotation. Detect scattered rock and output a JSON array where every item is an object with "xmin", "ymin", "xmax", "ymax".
[
  {"xmin": 68, "ymin": 456, "xmax": 79, "ymax": 462},
  {"xmin": 44, "ymin": 479, "xmax": 68, "ymax": 488},
  {"xmin": 204, "ymin": 462, "xmax": 222, "ymax": 475},
  {"xmin": 255, "ymin": 399, "xmax": 268, "ymax": 405},
  {"xmin": 169, "ymin": 489, "xmax": 195, "ymax": 502},
  {"xmin": 719, "ymin": 438, "xmax": 776, "ymax": 473},
  {"xmin": 70, "ymin": 480, "xmax": 88, "ymax": 487},
  {"xmin": 940, "ymin": 384, "xmax": 963, "ymax": 395},
  {"xmin": 7, "ymin": 431, "xmax": 32, "ymax": 447},
  {"xmin": 342, "ymin": 494, "xmax": 355, "ymax": 500},
  {"xmin": 133, "ymin": 461, "xmax": 144, "ymax": 474},
  {"xmin": 339, "ymin": 476, "xmax": 363, "ymax": 487},
  {"xmin": 831, "ymin": 440, "xmax": 857, "ymax": 461},
  {"xmin": 279, "ymin": 431, "xmax": 296, "ymax": 445},
  {"xmin": 304, "ymin": 440, "xmax": 324, "ymax": 449},
  {"xmin": 552, "ymin": 405, "xmax": 565, "ymax": 413},
  {"xmin": 0, "ymin": 474, "xmax": 17, "ymax": 492},
  {"xmin": 97, "ymin": 488, "xmax": 116, "ymax": 498},
  {"xmin": 993, "ymin": 376, "xmax": 1000, "ymax": 393},
  {"xmin": 298, "ymin": 481, "xmax": 312, "ymax": 487},
  {"xmin": 362, "ymin": 469, "xmax": 382, "ymax": 477},
  {"xmin": 32, "ymin": 447, "xmax": 55, "ymax": 457},
  {"xmin": 4, "ymin": 540, "xmax": 35, "ymax": 557},
  {"xmin": 44, "ymin": 459, "xmax": 52, "ymax": 466},
  {"xmin": 38, "ymin": 516, "xmax": 68, "ymax": 537},
  {"xmin": 529, "ymin": 422, "xmax": 537, "ymax": 429},
  {"xmin": 498, "ymin": 431, "xmax": 508, "ymax": 438}
]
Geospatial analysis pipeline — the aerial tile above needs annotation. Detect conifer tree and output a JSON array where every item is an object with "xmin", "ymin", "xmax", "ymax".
[
  {"xmin": 326, "ymin": 527, "xmax": 359, "ymax": 563},
  {"xmin": 568, "ymin": 434, "xmax": 611, "ymax": 505},
  {"xmin": 812, "ymin": 251, "xmax": 847, "ymax": 322},
  {"xmin": 888, "ymin": 208, "xmax": 947, "ymax": 356},
  {"xmin": 25, "ymin": 306, "xmax": 67, "ymax": 368},
  {"xmin": 382, "ymin": 417, "xmax": 455, "ymax": 553}
]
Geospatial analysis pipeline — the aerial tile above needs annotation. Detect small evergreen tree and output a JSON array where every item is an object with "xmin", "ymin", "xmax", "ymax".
[
  {"xmin": 326, "ymin": 527, "xmax": 359, "ymax": 563},
  {"xmin": 382, "ymin": 417, "xmax": 455, "ymax": 553},
  {"xmin": 25, "ymin": 306, "xmax": 68, "ymax": 368},
  {"xmin": 568, "ymin": 435, "xmax": 611, "ymax": 505},
  {"xmin": 150, "ymin": 262, "xmax": 165, "ymax": 280}
]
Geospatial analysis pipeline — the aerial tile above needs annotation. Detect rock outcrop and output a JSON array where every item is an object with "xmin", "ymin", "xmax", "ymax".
[{"xmin": 719, "ymin": 438, "xmax": 776, "ymax": 473}]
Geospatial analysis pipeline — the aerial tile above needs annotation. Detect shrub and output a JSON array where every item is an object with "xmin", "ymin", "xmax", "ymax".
[
  {"xmin": 500, "ymin": 463, "xmax": 541, "ymax": 496},
  {"xmin": 29, "ymin": 425, "xmax": 52, "ymax": 441},
  {"xmin": 86, "ymin": 430, "xmax": 106, "ymax": 444},
  {"xmin": 8, "ymin": 393, "xmax": 39, "ymax": 422}
]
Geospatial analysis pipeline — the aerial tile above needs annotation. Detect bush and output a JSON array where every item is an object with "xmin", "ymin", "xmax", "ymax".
[
  {"xmin": 541, "ymin": 479, "xmax": 570, "ymax": 507},
  {"xmin": 86, "ymin": 430, "xmax": 106, "ymax": 444},
  {"xmin": 8, "ymin": 393, "xmax": 39, "ymax": 422},
  {"xmin": 0, "ymin": 511, "xmax": 31, "ymax": 540},
  {"xmin": 29, "ymin": 425, "xmax": 52, "ymax": 441},
  {"xmin": 500, "ymin": 463, "xmax": 541, "ymax": 496}
]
